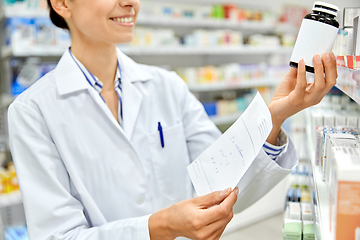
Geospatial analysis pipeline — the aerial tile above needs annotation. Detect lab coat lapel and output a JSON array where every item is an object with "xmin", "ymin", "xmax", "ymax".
[
  {"xmin": 121, "ymin": 76, "xmax": 142, "ymax": 140},
  {"xmin": 116, "ymin": 48, "xmax": 152, "ymax": 140}
]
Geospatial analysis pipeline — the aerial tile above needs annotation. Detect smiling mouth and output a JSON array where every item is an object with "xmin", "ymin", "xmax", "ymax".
[{"xmin": 110, "ymin": 17, "xmax": 134, "ymax": 23}]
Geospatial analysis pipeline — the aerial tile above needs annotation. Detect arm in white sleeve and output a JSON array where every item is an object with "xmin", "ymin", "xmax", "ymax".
[
  {"xmin": 8, "ymin": 102, "xmax": 150, "ymax": 240},
  {"xmin": 170, "ymin": 72, "xmax": 297, "ymax": 212},
  {"xmin": 235, "ymin": 131, "xmax": 298, "ymax": 213}
]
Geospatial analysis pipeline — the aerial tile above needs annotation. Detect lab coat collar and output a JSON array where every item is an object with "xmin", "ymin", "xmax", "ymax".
[
  {"xmin": 55, "ymin": 49, "xmax": 90, "ymax": 96},
  {"xmin": 116, "ymin": 48, "xmax": 153, "ymax": 83},
  {"xmin": 55, "ymin": 47, "xmax": 153, "ymax": 96}
]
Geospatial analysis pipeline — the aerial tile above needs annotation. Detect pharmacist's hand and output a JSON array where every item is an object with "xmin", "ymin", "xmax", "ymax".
[
  {"xmin": 266, "ymin": 53, "xmax": 337, "ymax": 144},
  {"xmin": 148, "ymin": 187, "xmax": 238, "ymax": 240}
]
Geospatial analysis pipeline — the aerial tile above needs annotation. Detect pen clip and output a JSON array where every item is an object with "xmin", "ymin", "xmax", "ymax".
[{"xmin": 158, "ymin": 122, "xmax": 165, "ymax": 148}]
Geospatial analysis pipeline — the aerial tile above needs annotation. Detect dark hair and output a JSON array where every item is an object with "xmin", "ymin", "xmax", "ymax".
[{"xmin": 47, "ymin": 0, "xmax": 69, "ymax": 30}]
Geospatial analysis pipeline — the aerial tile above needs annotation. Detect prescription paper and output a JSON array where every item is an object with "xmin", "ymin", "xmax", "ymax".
[{"xmin": 187, "ymin": 92, "xmax": 272, "ymax": 196}]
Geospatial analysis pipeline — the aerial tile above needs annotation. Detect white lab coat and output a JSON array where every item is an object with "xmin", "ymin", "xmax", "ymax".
[{"xmin": 8, "ymin": 48, "xmax": 298, "ymax": 240}]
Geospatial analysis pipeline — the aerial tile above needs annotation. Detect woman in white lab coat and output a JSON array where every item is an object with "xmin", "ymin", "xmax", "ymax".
[{"xmin": 8, "ymin": 0, "xmax": 338, "ymax": 239}]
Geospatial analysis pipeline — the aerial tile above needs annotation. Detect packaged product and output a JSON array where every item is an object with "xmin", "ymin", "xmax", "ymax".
[{"xmin": 329, "ymin": 143, "xmax": 360, "ymax": 240}]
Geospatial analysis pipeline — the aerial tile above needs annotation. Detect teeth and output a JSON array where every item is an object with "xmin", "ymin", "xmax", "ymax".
[{"xmin": 112, "ymin": 17, "xmax": 133, "ymax": 23}]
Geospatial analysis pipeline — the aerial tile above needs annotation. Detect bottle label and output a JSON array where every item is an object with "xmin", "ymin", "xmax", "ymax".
[{"xmin": 290, "ymin": 19, "xmax": 338, "ymax": 68}]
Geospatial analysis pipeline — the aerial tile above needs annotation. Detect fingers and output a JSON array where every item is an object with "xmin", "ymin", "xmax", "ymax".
[
  {"xmin": 322, "ymin": 52, "xmax": 337, "ymax": 92},
  {"xmin": 305, "ymin": 82, "xmax": 314, "ymax": 93},
  {"xmin": 194, "ymin": 207, "xmax": 233, "ymax": 240},
  {"xmin": 175, "ymin": 189, "xmax": 237, "ymax": 240},
  {"xmin": 201, "ymin": 188, "xmax": 238, "ymax": 222},
  {"xmin": 219, "ymin": 188, "xmax": 238, "ymax": 209},
  {"xmin": 213, "ymin": 225, "xmax": 227, "ymax": 240},
  {"xmin": 194, "ymin": 188, "xmax": 232, "ymax": 209},
  {"xmin": 313, "ymin": 54, "xmax": 325, "ymax": 94},
  {"xmin": 191, "ymin": 218, "xmax": 229, "ymax": 240},
  {"xmin": 293, "ymin": 59, "xmax": 307, "ymax": 100},
  {"xmin": 310, "ymin": 53, "xmax": 337, "ymax": 105},
  {"xmin": 314, "ymin": 52, "xmax": 337, "ymax": 94},
  {"xmin": 286, "ymin": 66, "xmax": 298, "ymax": 79},
  {"xmin": 206, "ymin": 218, "xmax": 231, "ymax": 240}
]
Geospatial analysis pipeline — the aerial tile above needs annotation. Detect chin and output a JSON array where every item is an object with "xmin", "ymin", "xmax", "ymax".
[
  {"xmin": 114, "ymin": 38, "xmax": 132, "ymax": 44},
  {"xmin": 114, "ymin": 35, "xmax": 133, "ymax": 45}
]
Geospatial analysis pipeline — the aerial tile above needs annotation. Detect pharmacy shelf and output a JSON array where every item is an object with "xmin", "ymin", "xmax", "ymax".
[
  {"xmin": 188, "ymin": 79, "xmax": 281, "ymax": 92},
  {"xmin": 3, "ymin": 9, "xmax": 293, "ymax": 33},
  {"xmin": 1, "ymin": 94, "xmax": 15, "ymax": 108},
  {"xmin": 119, "ymin": 46, "xmax": 293, "ymax": 55},
  {"xmin": 1, "ymin": 46, "xmax": 12, "ymax": 59},
  {"xmin": 306, "ymin": 111, "xmax": 331, "ymax": 240},
  {"xmin": 136, "ymin": 16, "xmax": 276, "ymax": 31},
  {"xmin": 0, "ymin": 10, "xmax": 4, "ymax": 21},
  {"xmin": 307, "ymin": 157, "xmax": 321, "ymax": 240},
  {"xmin": 2, "ymin": 45, "xmax": 293, "ymax": 58},
  {"xmin": 4, "ymin": 8, "xmax": 48, "ymax": 18},
  {"xmin": 310, "ymin": 157, "xmax": 332, "ymax": 240},
  {"xmin": 335, "ymin": 67, "xmax": 360, "ymax": 105},
  {"xmin": 209, "ymin": 112, "xmax": 241, "ymax": 125},
  {"xmin": 1, "ymin": 45, "xmax": 67, "ymax": 58},
  {"xmin": 0, "ymin": 191, "xmax": 22, "ymax": 208}
]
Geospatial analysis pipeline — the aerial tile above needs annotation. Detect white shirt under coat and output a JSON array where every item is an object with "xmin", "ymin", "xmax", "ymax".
[{"xmin": 8, "ymin": 48, "xmax": 298, "ymax": 239}]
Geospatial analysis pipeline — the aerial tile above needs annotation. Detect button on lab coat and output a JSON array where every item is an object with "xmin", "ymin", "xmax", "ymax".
[{"xmin": 8, "ymin": 48, "xmax": 298, "ymax": 239}]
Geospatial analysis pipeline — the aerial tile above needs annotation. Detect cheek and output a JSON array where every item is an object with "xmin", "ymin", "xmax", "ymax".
[
  {"xmin": 72, "ymin": 8, "xmax": 97, "ymax": 32},
  {"xmin": 134, "ymin": 1, "xmax": 141, "ymax": 16}
]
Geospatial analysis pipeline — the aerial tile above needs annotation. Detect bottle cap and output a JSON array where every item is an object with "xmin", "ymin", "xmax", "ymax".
[{"xmin": 313, "ymin": 1, "xmax": 340, "ymax": 17}]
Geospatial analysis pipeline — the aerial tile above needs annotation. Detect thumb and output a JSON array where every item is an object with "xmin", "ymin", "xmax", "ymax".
[{"xmin": 194, "ymin": 188, "xmax": 232, "ymax": 209}]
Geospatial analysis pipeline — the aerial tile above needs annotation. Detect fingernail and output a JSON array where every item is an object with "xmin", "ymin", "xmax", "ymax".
[
  {"xmin": 325, "ymin": 52, "xmax": 331, "ymax": 62},
  {"xmin": 314, "ymin": 54, "xmax": 321, "ymax": 64},
  {"xmin": 330, "ymin": 52, "xmax": 336, "ymax": 60},
  {"xmin": 234, "ymin": 187, "xmax": 239, "ymax": 196},
  {"xmin": 220, "ymin": 188, "xmax": 231, "ymax": 196},
  {"xmin": 299, "ymin": 59, "xmax": 305, "ymax": 68}
]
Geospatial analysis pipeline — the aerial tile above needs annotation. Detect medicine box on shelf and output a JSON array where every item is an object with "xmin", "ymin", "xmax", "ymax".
[{"xmin": 329, "ymin": 144, "xmax": 360, "ymax": 240}]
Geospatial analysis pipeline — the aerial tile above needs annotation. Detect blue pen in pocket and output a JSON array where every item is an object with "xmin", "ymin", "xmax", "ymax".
[{"xmin": 158, "ymin": 122, "xmax": 165, "ymax": 148}]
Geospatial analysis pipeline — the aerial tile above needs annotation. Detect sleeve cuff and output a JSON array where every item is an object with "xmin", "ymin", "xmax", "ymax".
[
  {"xmin": 263, "ymin": 128, "xmax": 289, "ymax": 161},
  {"xmin": 138, "ymin": 214, "xmax": 151, "ymax": 240}
]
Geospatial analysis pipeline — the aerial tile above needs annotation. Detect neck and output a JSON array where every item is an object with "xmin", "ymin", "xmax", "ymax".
[{"xmin": 70, "ymin": 38, "xmax": 118, "ymax": 90}]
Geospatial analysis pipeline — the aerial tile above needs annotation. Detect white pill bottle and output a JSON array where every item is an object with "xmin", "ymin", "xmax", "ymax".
[{"xmin": 289, "ymin": 1, "xmax": 340, "ymax": 73}]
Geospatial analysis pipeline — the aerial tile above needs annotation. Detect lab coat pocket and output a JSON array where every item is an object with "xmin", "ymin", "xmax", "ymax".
[{"xmin": 147, "ymin": 123, "xmax": 190, "ymax": 201}]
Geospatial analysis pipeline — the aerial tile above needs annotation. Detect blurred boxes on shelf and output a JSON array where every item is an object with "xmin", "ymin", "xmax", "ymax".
[
  {"xmin": 130, "ymin": 27, "xmax": 180, "ymax": 48},
  {"xmin": 283, "ymin": 219, "xmax": 302, "ymax": 240},
  {"xmin": 8, "ymin": 58, "xmax": 57, "ymax": 96},
  {"xmin": 333, "ymin": 8, "xmax": 360, "ymax": 70},
  {"xmin": 329, "ymin": 142, "xmax": 360, "ymax": 240},
  {"xmin": 127, "ymin": 27, "xmax": 291, "ymax": 49},
  {"xmin": 283, "ymin": 161, "xmax": 314, "ymax": 240},
  {"xmin": 4, "ymin": 16, "xmax": 71, "ymax": 53},
  {"xmin": 306, "ymin": 92, "xmax": 360, "ymax": 239},
  {"xmin": 283, "ymin": 201, "xmax": 313, "ymax": 240},
  {"xmin": 309, "ymin": 95, "xmax": 360, "ymax": 144},
  {"xmin": 176, "ymin": 63, "xmax": 287, "ymax": 86},
  {"xmin": 139, "ymin": 1, "xmax": 277, "ymax": 24},
  {"xmin": 202, "ymin": 92, "xmax": 255, "ymax": 118},
  {"xmin": 5, "ymin": 225, "xmax": 28, "ymax": 240},
  {"xmin": 302, "ymin": 221, "xmax": 315, "ymax": 240}
]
